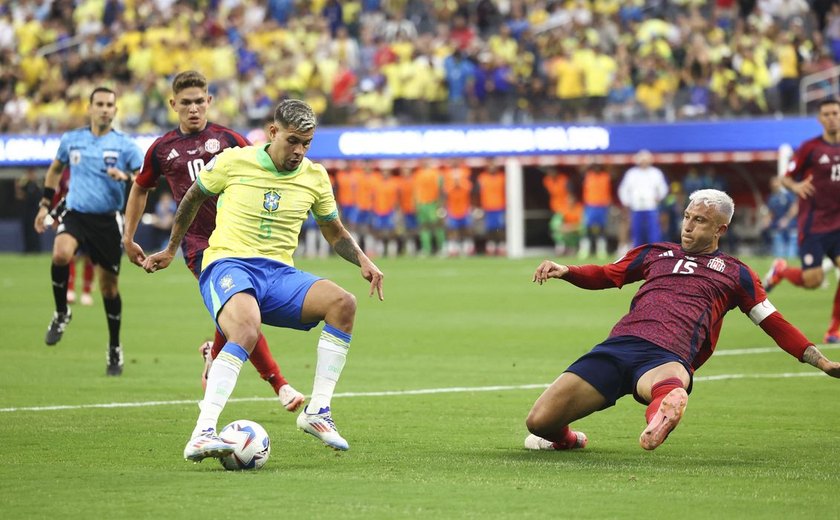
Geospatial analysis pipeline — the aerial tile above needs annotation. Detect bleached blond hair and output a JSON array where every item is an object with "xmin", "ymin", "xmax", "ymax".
[{"xmin": 688, "ymin": 189, "xmax": 734, "ymax": 224}]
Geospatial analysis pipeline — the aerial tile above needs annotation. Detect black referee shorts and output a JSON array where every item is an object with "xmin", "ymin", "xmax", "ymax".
[{"xmin": 57, "ymin": 210, "xmax": 123, "ymax": 275}]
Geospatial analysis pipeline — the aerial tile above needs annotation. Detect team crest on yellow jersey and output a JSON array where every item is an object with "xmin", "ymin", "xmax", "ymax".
[{"xmin": 263, "ymin": 190, "xmax": 281, "ymax": 212}]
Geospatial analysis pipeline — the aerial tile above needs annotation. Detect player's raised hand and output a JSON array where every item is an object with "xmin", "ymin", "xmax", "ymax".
[
  {"xmin": 123, "ymin": 239, "xmax": 146, "ymax": 267},
  {"xmin": 533, "ymin": 260, "xmax": 569, "ymax": 285},
  {"xmin": 142, "ymin": 249, "xmax": 174, "ymax": 273},
  {"xmin": 361, "ymin": 258, "xmax": 384, "ymax": 301}
]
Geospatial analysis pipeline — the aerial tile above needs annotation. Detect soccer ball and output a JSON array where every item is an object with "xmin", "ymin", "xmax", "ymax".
[{"xmin": 218, "ymin": 420, "xmax": 271, "ymax": 470}]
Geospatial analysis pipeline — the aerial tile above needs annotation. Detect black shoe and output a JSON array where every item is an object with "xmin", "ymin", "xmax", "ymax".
[
  {"xmin": 106, "ymin": 345, "xmax": 124, "ymax": 376},
  {"xmin": 45, "ymin": 309, "xmax": 72, "ymax": 346}
]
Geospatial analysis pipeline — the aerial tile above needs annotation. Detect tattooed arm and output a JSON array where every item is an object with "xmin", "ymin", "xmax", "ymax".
[
  {"xmin": 802, "ymin": 345, "xmax": 840, "ymax": 378},
  {"xmin": 319, "ymin": 217, "xmax": 384, "ymax": 300},
  {"xmin": 142, "ymin": 183, "xmax": 211, "ymax": 273}
]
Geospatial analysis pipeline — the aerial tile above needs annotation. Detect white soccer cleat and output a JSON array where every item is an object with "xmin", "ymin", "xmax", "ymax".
[
  {"xmin": 524, "ymin": 432, "xmax": 587, "ymax": 451},
  {"xmin": 524, "ymin": 434, "xmax": 555, "ymax": 450},
  {"xmin": 278, "ymin": 384, "xmax": 305, "ymax": 412},
  {"xmin": 80, "ymin": 292, "xmax": 94, "ymax": 306},
  {"xmin": 183, "ymin": 428, "xmax": 236, "ymax": 462},
  {"xmin": 296, "ymin": 406, "xmax": 349, "ymax": 451}
]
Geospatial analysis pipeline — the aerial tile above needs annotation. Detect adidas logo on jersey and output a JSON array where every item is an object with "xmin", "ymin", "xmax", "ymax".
[
  {"xmin": 167, "ymin": 149, "xmax": 180, "ymax": 160},
  {"xmin": 658, "ymin": 250, "xmax": 674, "ymax": 257},
  {"xmin": 819, "ymin": 154, "xmax": 830, "ymax": 164}
]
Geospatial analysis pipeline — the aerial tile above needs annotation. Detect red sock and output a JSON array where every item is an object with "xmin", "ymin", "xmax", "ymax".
[
  {"xmin": 780, "ymin": 265, "xmax": 805, "ymax": 286},
  {"xmin": 210, "ymin": 329, "xmax": 226, "ymax": 359},
  {"xmin": 645, "ymin": 377, "xmax": 685, "ymax": 423},
  {"xmin": 68, "ymin": 261, "xmax": 77, "ymax": 291},
  {"xmin": 82, "ymin": 259, "xmax": 94, "ymax": 293},
  {"xmin": 250, "ymin": 333, "xmax": 287, "ymax": 393},
  {"xmin": 550, "ymin": 425, "xmax": 580, "ymax": 449},
  {"xmin": 829, "ymin": 285, "xmax": 840, "ymax": 334}
]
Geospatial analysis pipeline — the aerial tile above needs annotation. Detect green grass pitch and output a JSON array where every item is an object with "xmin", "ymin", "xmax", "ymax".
[{"xmin": 1, "ymin": 253, "xmax": 838, "ymax": 519}]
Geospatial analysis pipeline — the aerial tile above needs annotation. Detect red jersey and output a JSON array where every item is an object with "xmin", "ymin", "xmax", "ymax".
[
  {"xmin": 786, "ymin": 135, "xmax": 840, "ymax": 235},
  {"xmin": 566, "ymin": 243, "xmax": 771, "ymax": 371},
  {"xmin": 135, "ymin": 123, "xmax": 249, "ymax": 259}
]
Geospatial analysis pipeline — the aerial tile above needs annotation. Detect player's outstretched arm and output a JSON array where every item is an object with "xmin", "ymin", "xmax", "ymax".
[
  {"xmin": 123, "ymin": 182, "xmax": 152, "ymax": 267},
  {"xmin": 803, "ymin": 346, "xmax": 840, "ymax": 378},
  {"xmin": 319, "ymin": 218, "xmax": 384, "ymax": 300},
  {"xmin": 759, "ymin": 312, "xmax": 840, "ymax": 378},
  {"xmin": 533, "ymin": 260, "xmax": 569, "ymax": 285},
  {"xmin": 143, "ymin": 183, "xmax": 209, "ymax": 273}
]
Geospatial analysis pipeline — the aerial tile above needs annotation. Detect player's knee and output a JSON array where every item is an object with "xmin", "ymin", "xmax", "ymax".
[
  {"xmin": 224, "ymin": 325, "xmax": 260, "ymax": 351},
  {"xmin": 51, "ymin": 251, "xmax": 73, "ymax": 265},
  {"xmin": 802, "ymin": 277, "xmax": 823, "ymax": 289},
  {"xmin": 324, "ymin": 288, "xmax": 356, "ymax": 328},
  {"xmin": 525, "ymin": 406, "xmax": 555, "ymax": 437},
  {"xmin": 99, "ymin": 274, "xmax": 119, "ymax": 298},
  {"xmin": 334, "ymin": 289, "xmax": 357, "ymax": 319}
]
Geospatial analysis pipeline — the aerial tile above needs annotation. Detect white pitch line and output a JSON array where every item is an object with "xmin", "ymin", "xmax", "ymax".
[{"xmin": 0, "ymin": 372, "xmax": 828, "ymax": 413}]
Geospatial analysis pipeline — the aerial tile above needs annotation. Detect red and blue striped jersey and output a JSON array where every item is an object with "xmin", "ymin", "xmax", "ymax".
[
  {"xmin": 570, "ymin": 243, "xmax": 769, "ymax": 371},
  {"xmin": 136, "ymin": 123, "xmax": 249, "ymax": 260},
  {"xmin": 786, "ymin": 135, "xmax": 840, "ymax": 236}
]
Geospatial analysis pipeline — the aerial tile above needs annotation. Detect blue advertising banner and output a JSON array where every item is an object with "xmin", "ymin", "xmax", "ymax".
[{"xmin": 0, "ymin": 118, "xmax": 821, "ymax": 167}]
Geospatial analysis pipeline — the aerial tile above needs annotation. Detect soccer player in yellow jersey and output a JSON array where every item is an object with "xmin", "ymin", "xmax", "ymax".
[{"xmin": 144, "ymin": 100, "xmax": 384, "ymax": 461}]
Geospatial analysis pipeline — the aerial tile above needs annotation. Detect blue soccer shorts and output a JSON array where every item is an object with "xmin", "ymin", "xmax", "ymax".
[
  {"xmin": 564, "ymin": 335, "xmax": 693, "ymax": 409},
  {"xmin": 583, "ymin": 205, "xmax": 608, "ymax": 231},
  {"xmin": 372, "ymin": 212, "xmax": 395, "ymax": 231},
  {"xmin": 199, "ymin": 257, "xmax": 321, "ymax": 332},
  {"xmin": 340, "ymin": 205, "xmax": 358, "ymax": 226},
  {"xmin": 446, "ymin": 215, "xmax": 471, "ymax": 230},
  {"xmin": 484, "ymin": 210, "xmax": 505, "ymax": 232},
  {"xmin": 402, "ymin": 213, "xmax": 417, "ymax": 231},
  {"xmin": 798, "ymin": 230, "xmax": 840, "ymax": 269}
]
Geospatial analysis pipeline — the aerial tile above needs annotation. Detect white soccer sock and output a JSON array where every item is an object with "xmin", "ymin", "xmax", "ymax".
[
  {"xmin": 307, "ymin": 325, "xmax": 351, "ymax": 413},
  {"xmin": 193, "ymin": 342, "xmax": 248, "ymax": 436}
]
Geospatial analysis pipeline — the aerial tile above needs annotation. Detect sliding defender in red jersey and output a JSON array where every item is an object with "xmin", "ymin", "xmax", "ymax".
[
  {"xmin": 765, "ymin": 98, "xmax": 840, "ymax": 344},
  {"xmin": 122, "ymin": 70, "xmax": 304, "ymax": 412},
  {"xmin": 525, "ymin": 189, "xmax": 840, "ymax": 452}
]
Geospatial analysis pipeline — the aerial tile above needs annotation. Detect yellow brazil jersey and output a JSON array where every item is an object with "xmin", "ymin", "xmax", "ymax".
[{"xmin": 197, "ymin": 146, "xmax": 338, "ymax": 269}]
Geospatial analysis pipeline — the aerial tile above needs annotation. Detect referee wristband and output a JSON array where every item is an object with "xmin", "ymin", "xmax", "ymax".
[{"xmin": 43, "ymin": 187, "xmax": 56, "ymax": 201}]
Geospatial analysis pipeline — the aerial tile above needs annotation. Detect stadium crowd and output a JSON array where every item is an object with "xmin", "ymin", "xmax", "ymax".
[{"xmin": 2, "ymin": 0, "xmax": 840, "ymax": 135}]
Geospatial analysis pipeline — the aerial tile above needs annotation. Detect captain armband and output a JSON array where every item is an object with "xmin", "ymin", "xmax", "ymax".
[{"xmin": 748, "ymin": 299, "xmax": 777, "ymax": 325}]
